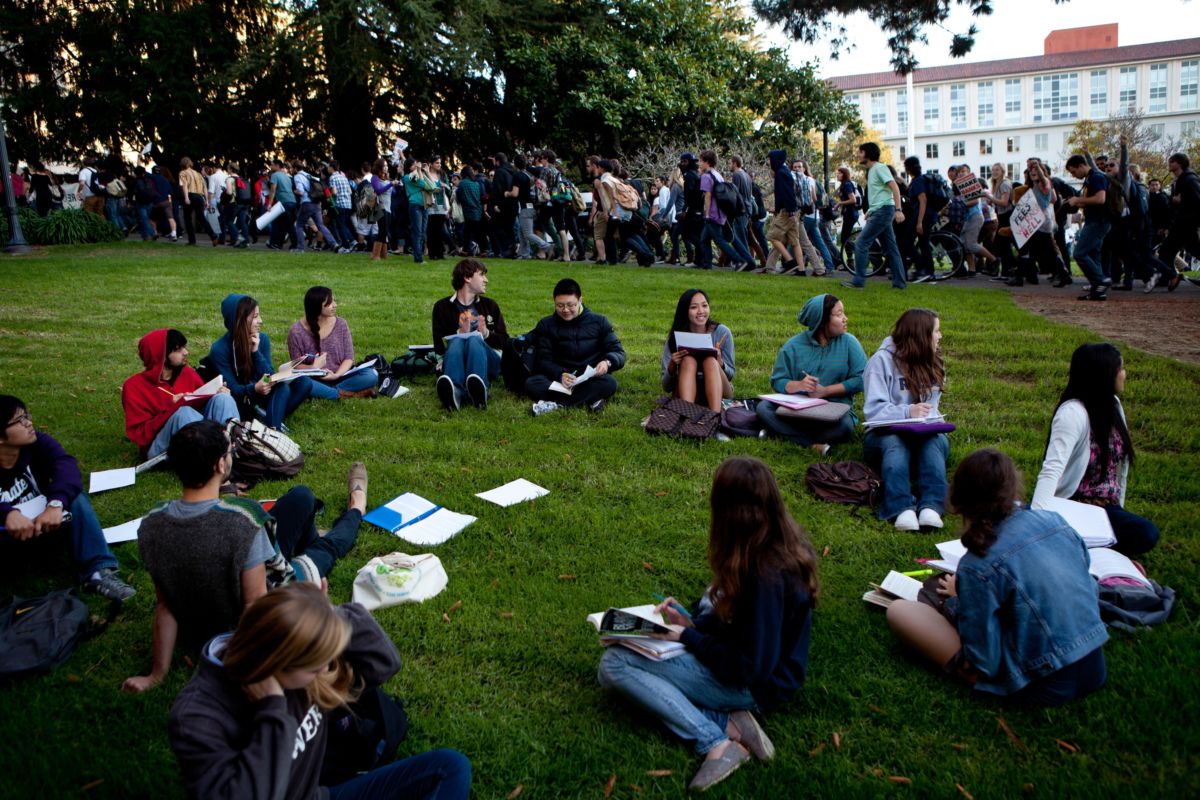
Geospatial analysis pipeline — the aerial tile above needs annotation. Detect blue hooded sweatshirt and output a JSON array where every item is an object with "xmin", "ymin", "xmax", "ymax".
[
  {"xmin": 207, "ymin": 293, "xmax": 274, "ymax": 402},
  {"xmin": 769, "ymin": 149, "xmax": 797, "ymax": 214},
  {"xmin": 768, "ymin": 294, "xmax": 866, "ymax": 421}
]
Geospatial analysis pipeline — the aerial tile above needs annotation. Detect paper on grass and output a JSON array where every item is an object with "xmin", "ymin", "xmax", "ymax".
[
  {"xmin": 363, "ymin": 493, "xmax": 475, "ymax": 546},
  {"xmin": 89, "ymin": 467, "xmax": 136, "ymax": 494},
  {"xmin": 103, "ymin": 518, "xmax": 144, "ymax": 544},
  {"xmin": 549, "ymin": 363, "xmax": 598, "ymax": 395},
  {"xmin": 1039, "ymin": 497, "xmax": 1117, "ymax": 548},
  {"xmin": 475, "ymin": 479, "xmax": 549, "ymax": 507}
]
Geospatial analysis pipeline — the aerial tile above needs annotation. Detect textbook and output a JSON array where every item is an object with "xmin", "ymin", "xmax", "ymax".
[
  {"xmin": 549, "ymin": 364, "xmax": 597, "ymax": 395},
  {"xmin": 268, "ymin": 369, "xmax": 326, "ymax": 384},
  {"xmin": 363, "ymin": 492, "xmax": 475, "ymax": 546},
  {"xmin": 922, "ymin": 539, "xmax": 1150, "ymax": 587},
  {"xmin": 1038, "ymin": 497, "xmax": 1117, "ymax": 548},
  {"xmin": 586, "ymin": 604, "xmax": 686, "ymax": 661},
  {"xmin": 862, "ymin": 570, "xmax": 924, "ymax": 609},
  {"xmin": 673, "ymin": 331, "xmax": 720, "ymax": 359}
]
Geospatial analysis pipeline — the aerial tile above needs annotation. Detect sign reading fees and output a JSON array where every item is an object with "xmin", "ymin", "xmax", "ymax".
[
  {"xmin": 954, "ymin": 172, "xmax": 985, "ymax": 202},
  {"xmin": 1009, "ymin": 190, "xmax": 1047, "ymax": 249}
]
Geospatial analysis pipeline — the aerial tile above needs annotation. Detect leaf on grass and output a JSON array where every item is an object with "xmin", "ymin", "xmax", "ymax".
[
  {"xmin": 505, "ymin": 785, "xmax": 523, "ymax": 799},
  {"xmin": 563, "ymin": 453, "xmax": 572, "ymax": 461},
  {"xmin": 629, "ymin": 784, "xmax": 643, "ymax": 793},
  {"xmin": 950, "ymin": 743, "xmax": 968, "ymax": 751},
  {"xmin": 809, "ymin": 743, "xmax": 826, "ymax": 757},
  {"xmin": 184, "ymin": 655, "xmax": 195, "ymax": 669},
  {"xmin": 654, "ymin": 491, "xmax": 668, "ymax": 497},
  {"xmin": 80, "ymin": 779, "xmax": 104, "ymax": 792},
  {"xmin": 645, "ymin": 769, "xmax": 673, "ymax": 777},
  {"xmin": 559, "ymin": 574, "xmax": 577, "ymax": 581},
  {"xmin": 1055, "ymin": 739, "xmax": 1079, "ymax": 753},
  {"xmin": 460, "ymin": 466, "xmax": 472, "ymax": 472},
  {"xmin": 490, "ymin": 578, "xmax": 500, "ymax": 588},
  {"xmin": 642, "ymin": 561, "xmax": 653, "ymax": 571},
  {"xmin": 868, "ymin": 704, "xmax": 886, "ymax": 715},
  {"xmin": 604, "ymin": 774, "xmax": 616, "ymax": 797},
  {"xmin": 888, "ymin": 776, "xmax": 912, "ymax": 785},
  {"xmin": 66, "ymin": 674, "xmax": 80, "ymax": 683},
  {"xmin": 446, "ymin": 600, "xmax": 463, "ymax": 615},
  {"xmin": 822, "ymin": 545, "xmax": 831, "ymax": 557},
  {"xmin": 499, "ymin": 611, "xmax": 514, "ymax": 619},
  {"xmin": 332, "ymin": 447, "xmax": 344, "ymax": 455},
  {"xmin": 441, "ymin": 613, "xmax": 451, "ymax": 623},
  {"xmin": 995, "ymin": 715, "xmax": 1028, "ymax": 751},
  {"xmin": 833, "ymin": 731, "xmax": 841, "ymax": 748},
  {"xmin": 1022, "ymin": 783, "xmax": 1035, "ymax": 793},
  {"xmin": 871, "ymin": 767, "xmax": 884, "ymax": 777},
  {"xmin": 956, "ymin": 783, "xmax": 975, "ymax": 800}
]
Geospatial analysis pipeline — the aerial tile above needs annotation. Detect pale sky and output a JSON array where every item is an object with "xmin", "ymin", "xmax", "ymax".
[{"xmin": 754, "ymin": 0, "xmax": 1197, "ymax": 78}]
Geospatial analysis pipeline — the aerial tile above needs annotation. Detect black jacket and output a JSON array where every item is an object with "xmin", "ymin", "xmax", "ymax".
[
  {"xmin": 431, "ymin": 295, "xmax": 508, "ymax": 356},
  {"xmin": 530, "ymin": 307, "xmax": 625, "ymax": 379}
]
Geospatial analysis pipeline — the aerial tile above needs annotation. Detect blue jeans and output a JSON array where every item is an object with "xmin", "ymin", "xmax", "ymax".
[
  {"xmin": 409, "ymin": 204, "xmax": 428, "ymax": 261},
  {"xmin": 233, "ymin": 204, "xmax": 251, "ymax": 243},
  {"xmin": 66, "ymin": 493, "xmax": 119, "ymax": 580},
  {"xmin": 803, "ymin": 216, "xmax": 836, "ymax": 271},
  {"xmin": 326, "ymin": 749, "xmax": 471, "ymax": 800},
  {"xmin": 729, "ymin": 214, "xmax": 751, "ymax": 255},
  {"xmin": 757, "ymin": 402, "xmax": 855, "ymax": 447},
  {"xmin": 332, "ymin": 207, "xmax": 353, "ymax": 249},
  {"xmin": 257, "ymin": 376, "xmax": 313, "ymax": 429},
  {"xmin": 269, "ymin": 202, "xmax": 297, "ymax": 247},
  {"xmin": 699, "ymin": 219, "xmax": 753, "ymax": 268},
  {"xmin": 818, "ymin": 219, "xmax": 842, "ymax": 266},
  {"xmin": 147, "ymin": 394, "xmax": 240, "ymax": 459},
  {"xmin": 1105, "ymin": 505, "xmax": 1159, "ymax": 556},
  {"xmin": 294, "ymin": 201, "xmax": 337, "ymax": 251},
  {"xmin": 442, "ymin": 337, "xmax": 501, "ymax": 393},
  {"xmin": 308, "ymin": 368, "xmax": 381, "ymax": 400},
  {"xmin": 1073, "ymin": 219, "xmax": 1111, "ymax": 287},
  {"xmin": 864, "ymin": 431, "xmax": 948, "ymax": 521},
  {"xmin": 136, "ymin": 202, "xmax": 156, "ymax": 239},
  {"xmin": 598, "ymin": 645, "xmax": 756, "ymax": 755},
  {"xmin": 852, "ymin": 208, "xmax": 907, "ymax": 288}
]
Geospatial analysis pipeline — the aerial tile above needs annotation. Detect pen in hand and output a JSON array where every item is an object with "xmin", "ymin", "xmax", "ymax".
[{"xmin": 652, "ymin": 592, "xmax": 693, "ymax": 620}]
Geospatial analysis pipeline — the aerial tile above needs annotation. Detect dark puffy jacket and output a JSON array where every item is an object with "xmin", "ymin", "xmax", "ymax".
[
  {"xmin": 682, "ymin": 164, "xmax": 703, "ymax": 218},
  {"xmin": 530, "ymin": 308, "xmax": 626, "ymax": 378},
  {"xmin": 769, "ymin": 149, "xmax": 797, "ymax": 214}
]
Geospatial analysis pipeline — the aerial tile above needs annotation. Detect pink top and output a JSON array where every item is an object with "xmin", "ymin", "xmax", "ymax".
[{"xmin": 287, "ymin": 317, "xmax": 355, "ymax": 368}]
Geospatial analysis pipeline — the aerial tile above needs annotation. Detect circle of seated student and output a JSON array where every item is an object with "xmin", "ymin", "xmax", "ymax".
[
  {"xmin": 597, "ymin": 457, "xmax": 816, "ymax": 793},
  {"xmin": 863, "ymin": 308, "xmax": 948, "ymax": 532},
  {"xmin": 168, "ymin": 583, "xmax": 472, "ymax": 800},
  {"xmin": 886, "ymin": 449, "xmax": 1109, "ymax": 707},
  {"xmin": 433, "ymin": 259, "xmax": 508, "ymax": 411},
  {"xmin": 287, "ymin": 286, "xmax": 379, "ymax": 401},
  {"xmin": 0, "ymin": 395, "xmax": 135, "ymax": 601},
  {"xmin": 121, "ymin": 327, "xmax": 239, "ymax": 460},
  {"xmin": 662, "ymin": 289, "xmax": 735, "ymax": 413},
  {"xmin": 756, "ymin": 294, "xmax": 865, "ymax": 455},
  {"xmin": 1032, "ymin": 343, "xmax": 1159, "ymax": 556},
  {"xmin": 208, "ymin": 293, "xmax": 314, "ymax": 430}
]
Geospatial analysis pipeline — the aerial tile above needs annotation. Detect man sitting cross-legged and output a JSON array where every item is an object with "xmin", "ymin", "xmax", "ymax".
[
  {"xmin": 433, "ymin": 258, "xmax": 509, "ymax": 410},
  {"xmin": 122, "ymin": 420, "xmax": 367, "ymax": 693}
]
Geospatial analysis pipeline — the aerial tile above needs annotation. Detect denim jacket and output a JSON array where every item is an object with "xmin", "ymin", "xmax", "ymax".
[{"xmin": 946, "ymin": 508, "xmax": 1108, "ymax": 697}]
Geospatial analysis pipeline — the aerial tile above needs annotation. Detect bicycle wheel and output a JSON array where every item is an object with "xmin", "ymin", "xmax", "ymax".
[
  {"xmin": 931, "ymin": 230, "xmax": 965, "ymax": 280},
  {"xmin": 842, "ymin": 230, "xmax": 886, "ymax": 277}
]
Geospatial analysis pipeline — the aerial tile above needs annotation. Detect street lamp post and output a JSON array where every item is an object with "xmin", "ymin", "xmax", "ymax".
[{"xmin": 0, "ymin": 112, "xmax": 32, "ymax": 255}]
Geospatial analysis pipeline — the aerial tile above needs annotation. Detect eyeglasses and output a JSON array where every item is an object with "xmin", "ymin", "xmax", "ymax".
[
  {"xmin": 6, "ymin": 413, "xmax": 32, "ymax": 429},
  {"xmin": 555, "ymin": 302, "xmax": 579, "ymax": 311}
]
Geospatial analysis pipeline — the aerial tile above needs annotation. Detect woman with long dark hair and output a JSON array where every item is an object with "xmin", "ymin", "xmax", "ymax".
[
  {"xmin": 598, "ymin": 457, "xmax": 817, "ymax": 792},
  {"xmin": 863, "ymin": 308, "xmax": 948, "ymax": 531},
  {"xmin": 287, "ymin": 287, "xmax": 378, "ymax": 401},
  {"xmin": 169, "ymin": 583, "xmax": 471, "ymax": 799},
  {"xmin": 661, "ymin": 289, "xmax": 735, "ymax": 412},
  {"xmin": 1032, "ymin": 342, "xmax": 1158, "ymax": 555},
  {"xmin": 886, "ymin": 449, "xmax": 1108, "ymax": 707},
  {"xmin": 207, "ymin": 294, "xmax": 314, "ymax": 429}
]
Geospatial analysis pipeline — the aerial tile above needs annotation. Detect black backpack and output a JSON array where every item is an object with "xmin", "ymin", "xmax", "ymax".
[
  {"xmin": 319, "ymin": 687, "xmax": 409, "ymax": 786},
  {"xmin": 134, "ymin": 175, "xmax": 156, "ymax": 204},
  {"xmin": 923, "ymin": 171, "xmax": 951, "ymax": 212},
  {"xmin": 750, "ymin": 184, "xmax": 768, "ymax": 221},
  {"xmin": 234, "ymin": 175, "xmax": 252, "ymax": 204},
  {"xmin": 712, "ymin": 177, "xmax": 744, "ymax": 217},
  {"xmin": 390, "ymin": 350, "xmax": 440, "ymax": 379},
  {"xmin": 0, "ymin": 590, "xmax": 91, "ymax": 678},
  {"xmin": 501, "ymin": 333, "xmax": 537, "ymax": 394}
]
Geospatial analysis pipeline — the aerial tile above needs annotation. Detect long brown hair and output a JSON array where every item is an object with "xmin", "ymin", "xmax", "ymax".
[
  {"xmin": 949, "ymin": 449, "xmax": 1023, "ymax": 557},
  {"xmin": 222, "ymin": 583, "xmax": 356, "ymax": 710},
  {"xmin": 232, "ymin": 296, "xmax": 259, "ymax": 383},
  {"xmin": 891, "ymin": 308, "xmax": 943, "ymax": 403},
  {"xmin": 707, "ymin": 457, "xmax": 819, "ymax": 622}
]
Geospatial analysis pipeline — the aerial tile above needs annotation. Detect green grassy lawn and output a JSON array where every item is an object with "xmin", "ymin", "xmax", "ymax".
[{"xmin": 0, "ymin": 244, "xmax": 1197, "ymax": 800}]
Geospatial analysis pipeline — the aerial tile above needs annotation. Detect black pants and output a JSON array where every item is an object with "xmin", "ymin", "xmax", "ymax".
[
  {"xmin": 183, "ymin": 194, "xmax": 212, "ymax": 244},
  {"xmin": 1156, "ymin": 217, "xmax": 1199, "ymax": 277},
  {"xmin": 1104, "ymin": 504, "xmax": 1160, "ymax": 557},
  {"xmin": 269, "ymin": 486, "xmax": 361, "ymax": 578},
  {"xmin": 428, "ymin": 213, "xmax": 448, "ymax": 259},
  {"xmin": 524, "ymin": 374, "xmax": 617, "ymax": 407},
  {"xmin": 1018, "ymin": 230, "xmax": 1065, "ymax": 280}
]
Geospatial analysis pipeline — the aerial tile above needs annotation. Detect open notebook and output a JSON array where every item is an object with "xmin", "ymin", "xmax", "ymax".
[
  {"xmin": 862, "ymin": 571, "xmax": 924, "ymax": 609},
  {"xmin": 363, "ymin": 493, "xmax": 475, "ymax": 546},
  {"xmin": 586, "ymin": 604, "xmax": 686, "ymax": 661}
]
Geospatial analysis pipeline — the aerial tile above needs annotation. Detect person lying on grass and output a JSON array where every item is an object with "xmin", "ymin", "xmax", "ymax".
[
  {"xmin": 122, "ymin": 420, "xmax": 367, "ymax": 693},
  {"xmin": 598, "ymin": 456, "xmax": 816, "ymax": 792},
  {"xmin": 887, "ymin": 448, "xmax": 1108, "ymax": 707},
  {"xmin": 661, "ymin": 288, "xmax": 735, "ymax": 413}
]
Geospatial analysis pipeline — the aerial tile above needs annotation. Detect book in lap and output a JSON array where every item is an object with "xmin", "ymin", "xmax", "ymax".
[
  {"xmin": 586, "ymin": 604, "xmax": 686, "ymax": 660},
  {"xmin": 862, "ymin": 571, "xmax": 924, "ymax": 609}
]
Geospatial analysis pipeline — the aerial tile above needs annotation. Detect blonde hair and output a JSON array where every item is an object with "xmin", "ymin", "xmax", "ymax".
[{"xmin": 223, "ymin": 583, "xmax": 355, "ymax": 710}]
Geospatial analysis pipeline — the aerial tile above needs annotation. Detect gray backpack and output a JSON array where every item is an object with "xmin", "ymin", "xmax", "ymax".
[{"xmin": 0, "ymin": 590, "xmax": 91, "ymax": 678}]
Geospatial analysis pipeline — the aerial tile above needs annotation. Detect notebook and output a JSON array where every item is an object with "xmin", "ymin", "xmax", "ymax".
[
  {"xmin": 363, "ymin": 493, "xmax": 475, "ymax": 546},
  {"xmin": 586, "ymin": 604, "xmax": 686, "ymax": 661},
  {"xmin": 673, "ymin": 331, "xmax": 720, "ymax": 359},
  {"xmin": 183, "ymin": 374, "xmax": 224, "ymax": 401},
  {"xmin": 550, "ymin": 364, "xmax": 597, "ymax": 395},
  {"xmin": 757, "ymin": 393, "xmax": 828, "ymax": 411}
]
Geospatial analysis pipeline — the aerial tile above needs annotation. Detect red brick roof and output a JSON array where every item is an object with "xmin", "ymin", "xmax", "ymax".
[{"xmin": 828, "ymin": 37, "xmax": 1200, "ymax": 91}]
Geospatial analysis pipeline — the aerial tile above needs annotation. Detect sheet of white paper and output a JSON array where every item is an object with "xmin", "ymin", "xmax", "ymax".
[
  {"xmin": 1040, "ymin": 497, "xmax": 1117, "ymax": 547},
  {"xmin": 342, "ymin": 361, "xmax": 378, "ymax": 378},
  {"xmin": 103, "ymin": 517, "xmax": 144, "ymax": 544},
  {"xmin": 757, "ymin": 393, "xmax": 826, "ymax": 410},
  {"xmin": 880, "ymin": 571, "xmax": 923, "ymax": 601},
  {"xmin": 408, "ymin": 344, "xmax": 435, "ymax": 351},
  {"xmin": 673, "ymin": 331, "xmax": 715, "ymax": 351},
  {"xmin": 550, "ymin": 364, "xmax": 597, "ymax": 395},
  {"xmin": 395, "ymin": 509, "xmax": 476, "ymax": 546},
  {"xmin": 184, "ymin": 374, "xmax": 224, "ymax": 400},
  {"xmin": 1088, "ymin": 547, "xmax": 1151, "ymax": 587},
  {"xmin": 386, "ymin": 385, "xmax": 410, "ymax": 398},
  {"xmin": 935, "ymin": 539, "xmax": 967, "ymax": 563},
  {"xmin": 89, "ymin": 467, "xmax": 136, "ymax": 494},
  {"xmin": 443, "ymin": 331, "xmax": 484, "ymax": 342},
  {"xmin": 862, "ymin": 413, "xmax": 946, "ymax": 428},
  {"xmin": 15, "ymin": 495, "xmax": 47, "ymax": 519},
  {"xmin": 476, "ymin": 478, "xmax": 549, "ymax": 507}
]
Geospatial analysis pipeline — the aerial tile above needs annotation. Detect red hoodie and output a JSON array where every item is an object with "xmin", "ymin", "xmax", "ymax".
[{"xmin": 122, "ymin": 329, "xmax": 206, "ymax": 448}]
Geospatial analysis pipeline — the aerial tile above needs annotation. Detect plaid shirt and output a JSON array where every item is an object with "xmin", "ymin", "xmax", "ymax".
[
  {"xmin": 945, "ymin": 195, "xmax": 966, "ymax": 234},
  {"xmin": 329, "ymin": 171, "xmax": 352, "ymax": 209}
]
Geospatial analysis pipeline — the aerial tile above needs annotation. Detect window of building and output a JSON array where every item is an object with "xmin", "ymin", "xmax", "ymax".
[
  {"xmin": 1035, "ymin": 133, "xmax": 1048, "ymax": 150},
  {"xmin": 1119, "ymin": 67, "xmax": 1137, "ymax": 112},
  {"xmin": 1182, "ymin": 120, "xmax": 1197, "ymax": 137},
  {"xmin": 977, "ymin": 81, "xmax": 995, "ymax": 127},
  {"xmin": 1063, "ymin": 131, "xmax": 1071, "ymax": 148},
  {"xmin": 896, "ymin": 88, "xmax": 909, "ymax": 134},
  {"xmin": 950, "ymin": 83, "xmax": 967, "ymax": 130},
  {"xmin": 952, "ymin": 140, "xmax": 966, "ymax": 157},
  {"xmin": 1032, "ymin": 72, "xmax": 1079, "ymax": 122},
  {"xmin": 1181, "ymin": 60, "xmax": 1198, "ymax": 111},
  {"xmin": 1007, "ymin": 163, "xmax": 1020, "ymax": 180},
  {"xmin": 1007, "ymin": 136, "xmax": 1020, "ymax": 153},
  {"xmin": 899, "ymin": 145, "xmax": 907, "ymax": 160},
  {"xmin": 979, "ymin": 138, "xmax": 993, "ymax": 155},
  {"xmin": 870, "ymin": 91, "xmax": 887, "ymax": 128},
  {"xmin": 1005, "ymin": 78, "xmax": 1022, "ymax": 124},
  {"xmin": 923, "ymin": 86, "xmax": 940, "ymax": 132},
  {"xmin": 1149, "ymin": 63, "xmax": 1168, "ymax": 113},
  {"xmin": 926, "ymin": 143, "xmax": 939, "ymax": 159},
  {"xmin": 847, "ymin": 94, "xmax": 860, "ymax": 116},
  {"xmin": 1148, "ymin": 123, "xmax": 1165, "ymax": 140},
  {"xmin": 978, "ymin": 164, "xmax": 989, "ymax": 177},
  {"xmin": 1089, "ymin": 70, "xmax": 1108, "ymax": 119}
]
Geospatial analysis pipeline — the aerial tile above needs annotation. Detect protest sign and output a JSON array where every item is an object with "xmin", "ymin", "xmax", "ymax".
[{"xmin": 1009, "ymin": 190, "xmax": 1047, "ymax": 249}]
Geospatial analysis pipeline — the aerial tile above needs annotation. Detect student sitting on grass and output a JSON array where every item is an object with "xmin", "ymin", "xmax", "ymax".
[
  {"xmin": 1032, "ymin": 342, "xmax": 1158, "ymax": 556},
  {"xmin": 525, "ymin": 278, "xmax": 625, "ymax": 415},
  {"xmin": 432, "ymin": 258, "xmax": 509, "ymax": 411},
  {"xmin": 208, "ymin": 293, "xmax": 314, "ymax": 430},
  {"xmin": 598, "ymin": 456, "xmax": 817, "ymax": 792},
  {"xmin": 286, "ymin": 286, "xmax": 379, "ymax": 402},
  {"xmin": 169, "ymin": 582, "xmax": 472, "ymax": 800},
  {"xmin": 661, "ymin": 289, "xmax": 735, "ymax": 413},
  {"xmin": 0, "ymin": 395, "xmax": 135, "ymax": 601},
  {"xmin": 122, "ymin": 420, "xmax": 367, "ymax": 693},
  {"xmin": 756, "ymin": 294, "xmax": 865, "ymax": 455},
  {"xmin": 886, "ymin": 449, "xmax": 1108, "ymax": 707},
  {"xmin": 863, "ymin": 308, "xmax": 948, "ymax": 532},
  {"xmin": 122, "ymin": 328, "xmax": 239, "ymax": 459}
]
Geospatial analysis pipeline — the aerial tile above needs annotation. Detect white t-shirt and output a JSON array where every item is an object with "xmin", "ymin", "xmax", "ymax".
[
  {"xmin": 207, "ymin": 170, "xmax": 227, "ymax": 201},
  {"xmin": 78, "ymin": 167, "xmax": 95, "ymax": 198}
]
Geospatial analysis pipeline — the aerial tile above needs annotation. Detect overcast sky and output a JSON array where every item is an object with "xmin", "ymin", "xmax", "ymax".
[{"xmin": 755, "ymin": 0, "xmax": 1197, "ymax": 78}]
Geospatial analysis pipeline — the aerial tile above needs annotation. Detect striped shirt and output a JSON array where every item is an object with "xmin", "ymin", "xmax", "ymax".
[{"xmin": 329, "ymin": 171, "xmax": 352, "ymax": 209}]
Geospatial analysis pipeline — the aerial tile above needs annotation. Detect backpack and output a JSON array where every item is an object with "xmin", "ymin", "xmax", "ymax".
[
  {"xmin": 751, "ymin": 184, "xmax": 767, "ymax": 221},
  {"xmin": 534, "ymin": 177, "xmax": 551, "ymax": 205},
  {"xmin": 501, "ymin": 333, "xmax": 537, "ymax": 394},
  {"xmin": 568, "ymin": 183, "xmax": 586, "ymax": 213},
  {"xmin": 613, "ymin": 180, "xmax": 642, "ymax": 211},
  {"xmin": 85, "ymin": 168, "xmax": 104, "ymax": 196},
  {"xmin": 354, "ymin": 181, "xmax": 382, "ymax": 222},
  {"xmin": 134, "ymin": 176, "xmax": 156, "ymax": 204},
  {"xmin": 712, "ymin": 178, "xmax": 744, "ymax": 217},
  {"xmin": 228, "ymin": 419, "xmax": 305, "ymax": 487},
  {"xmin": 719, "ymin": 401, "xmax": 763, "ymax": 437},
  {"xmin": 105, "ymin": 178, "xmax": 127, "ymax": 198},
  {"xmin": 1103, "ymin": 174, "xmax": 1126, "ymax": 219},
  {"xmin": 302, "ymin": 172, "xmax": 327, "ymax": 204},
  {"xmin": 234, "ymin": 175, "xmax": 252, "ymax": 203},
  {"xmin": 805, "ymin": 461, "xmax": 882, "ymax": 508},
  {"xmin": 551, "ymin": 174, "xmax": 574, "ymax": 204},
  {"xmin": 319, "ymin": 686, "xmax": 409, "ymax": 786},
  {"xmin": 645, "ymin": 397, "xmax": 720, "ymax": 440},
  {"xmin": 923, "ymin": 171, "xmax": 951, "ymax": 212},
  {"xmin": 390, "ymin": 350, "xmax": 440, "ymax": 379},
  {"xmin": 0, "ymin": 590, "xmax": 91, "ymax": 678}
]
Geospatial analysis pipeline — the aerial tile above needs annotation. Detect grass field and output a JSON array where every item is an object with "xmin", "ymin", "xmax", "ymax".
[{"xmin": 0, "ymin": 244, "xmax": 1197, "ymax": 800}]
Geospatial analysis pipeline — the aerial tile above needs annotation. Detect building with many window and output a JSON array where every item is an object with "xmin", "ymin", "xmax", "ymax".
[{"xmin": 829, "ymin": 25, "xmax": 1200, "ymax": 179}]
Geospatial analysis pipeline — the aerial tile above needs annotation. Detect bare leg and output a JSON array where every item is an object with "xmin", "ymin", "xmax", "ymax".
[
  {"xmin": 886, "ymin": 600, "xmax": 961, "ymax": 669},
  {"xmin": 700, "ymin": 356, "xmax": 726, "ymax": 412},
  {"xmin": 676, "ymin": 356, "xmax": 699, "ymax": 403}
]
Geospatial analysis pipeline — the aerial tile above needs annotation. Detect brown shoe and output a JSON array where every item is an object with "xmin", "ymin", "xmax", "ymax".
[
  {"xmin": 338, "ymin": 387, "xmax": 378, "ymax": 400},
  {"xmin": 347, "ymin": 461, "xmax": 368, "ymax": 499},
  {"xmin": 729, "ymin": 710, "xmax": 775, "ymax": 761},
  {"xmin": 688, "ymin": 742, "xmax": 750, "ymax": 792}
]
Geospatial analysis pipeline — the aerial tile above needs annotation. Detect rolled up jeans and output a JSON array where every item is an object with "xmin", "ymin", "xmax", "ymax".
[
  {"xmin": 863, "ymin": 430, "xmax": 948, "ymax": 521},
  {"xmin": 853, "ymin": 207, "xmax": 907, "ymax": 288}
]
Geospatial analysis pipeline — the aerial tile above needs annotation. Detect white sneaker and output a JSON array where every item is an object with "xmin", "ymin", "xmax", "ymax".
[
  {"xmin": 1143, "ymin": 273, "xmax": 1160, "ymax": 293},
  {"xmin": 918, "ymin": 508, "xmax": 944, "ymax": 529},
  {"xmin": 531, "ymin": 400, "xmax": 561, "ymax": 416},
  {"xmin": 894, "ymin": 510, "xmax": 919, "ymax": 531}
]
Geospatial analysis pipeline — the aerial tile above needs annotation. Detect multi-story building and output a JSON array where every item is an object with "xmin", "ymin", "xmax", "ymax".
[{"xmin": 828, "ymin": 24, "xmax": 1200, "ymax": 178}]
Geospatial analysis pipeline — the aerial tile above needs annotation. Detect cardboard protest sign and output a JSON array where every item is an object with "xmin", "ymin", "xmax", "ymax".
[
  {"xmin": 1009, "ymin": 190, "xmax": 1047, "ymax": 249},
  {"xmin": 954, "ymin": 172, "xmax": 985, "ymax": 202}
]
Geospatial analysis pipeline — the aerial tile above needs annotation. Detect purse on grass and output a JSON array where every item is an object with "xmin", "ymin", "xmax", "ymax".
[{"xmin": 645, "ymin": 396, "xmax": 720, "ymax": 440}]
